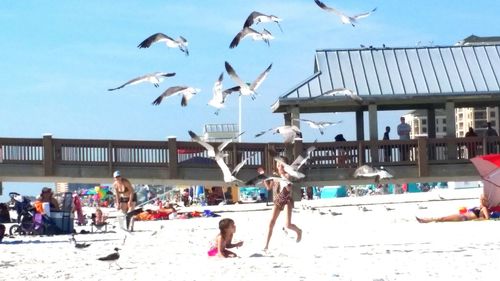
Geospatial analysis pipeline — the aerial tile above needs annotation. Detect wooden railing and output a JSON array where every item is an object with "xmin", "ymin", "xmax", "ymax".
[{"xmin": 1, "ymin": 136, "xmax": 499, "ymax": 178}]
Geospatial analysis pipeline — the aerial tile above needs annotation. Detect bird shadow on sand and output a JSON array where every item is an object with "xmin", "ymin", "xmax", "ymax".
[{"xmin": 249, "ymin": 252, "xmax": 274, "ymax": 258}]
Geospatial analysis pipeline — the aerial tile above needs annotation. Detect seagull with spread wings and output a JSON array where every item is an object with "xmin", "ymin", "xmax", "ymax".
[
  {"xmin": 273, "ymin": 145, "xmax": 317, "ymax": 179},
  {"xmin": 152, "ymin": 86, "xmax": 200, "ymax": 107},
  {"xmin": 294, "ymin": 118, "xmax": 342, "ymax": 135},
  {"xmin": 207, "ymin": 73, "xmax": 241, "ymax": 115},
  {"xmin": 353, "ymin": 165, "xmax": 393, "ymax": 183},
  {"xmin": 243, "ymin": 11, "xmax": 283, "ymax": 32},
  {"xmin": 230, "ymin": 27, "xmax": 274, "ymax": 49},
  {"xmin": 215, "ymin": 152, "xmax": 256, "ymax": 184},
  {"xmin": 188, "ymin": 130, "xmax": 243, "ymax": 158},
  {"xmin": 319, "ymin": 88, "xmax": 363, "ymax": 103},
  {"xmin": 108, "ymin": 72, "xmax": 176, "ymax": 91},
  {"xmin": 138, "ymin": 33, "xmax": 189, "ymax": 56},
  {"xmin": 314, "ymin": 0, "xmax": 377, "ymax": 27},
  {"xmin": 224, "ymin": 61, "xmax": 272, "ymax": 100},
  {"xmin": 255, "ymin": 125, "xmax": 302, "ymax": 144}
]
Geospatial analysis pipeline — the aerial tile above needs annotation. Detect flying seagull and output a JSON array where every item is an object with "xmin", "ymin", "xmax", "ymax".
[
  {"xmin": 224, "ymin": 61, "xmax": 272, "ymax": 100},
  {"xmin": 214, "ymin": 152, "xmax": 256, "ymax": 184},
  {"xmin": 255, "ymin": 125, "xmax": 302, "ymax": 143},
  {"xmin": 353, "ymin": 165, "xmax": 393, "ymax": 183},
  {"xmin": 138, "ymin": 33, "xmax": 189, "ymax": 56},
  {"xmin": 108, "ymin": 72, "xmax": 176, "ymax": 91},
  {"xmin": 70, "ymin": 235, "xmax": 90, "ymax": 249},
  {"xmin": 208, "ymin": 73, "xmax": 225, "ymax": 114},
  {"xmin": 152, "ymin": 86, "xmax": 200, "ymax": 107},
  {"xmin": 273, "ymin": 145, "xmax": 317, "ymax": 179},
  {"xmin": 314, "ymin": 0, "xmax": 377, "ymax": 27},
  {"xmin": 97, "ymin": 247, "xmax": 122, "ymax": 269},
  {"xmin": 230, "ymin": 27, "xmax": 274, "ymax": 49},
  {"xmin": 243, "ymin": 11, "xmax": 283, "ymax": 32},
  {"xmin": 318, "ymin": 88, "xmax": 363, "ymax": 103},
  {"xmin": 188, "ymin": 130, "xmax": 243, "ymax": 158},
  {"xmin": 294, "ymin": 118, "xmax": 342, "ymax": 135}
]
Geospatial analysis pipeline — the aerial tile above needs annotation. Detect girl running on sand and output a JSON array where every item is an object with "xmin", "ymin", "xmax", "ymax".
[
  {"xmin": 262, "ymin": 157, "xmax": 302, "ymax": 251},
  {"xmin": 208, "ymin": 218, "xmax": 243, "ymax": 258}
]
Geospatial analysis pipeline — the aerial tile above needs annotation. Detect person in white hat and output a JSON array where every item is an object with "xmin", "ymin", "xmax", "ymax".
[{"xmin": 112, "ymin": 171, "xmax": 136, "ymax": 214}]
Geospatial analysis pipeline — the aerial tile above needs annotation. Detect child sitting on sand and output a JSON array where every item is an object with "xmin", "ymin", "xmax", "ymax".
[{"xmin": 207, "ymin": 218, "xmax": 243, "ymax": 258}]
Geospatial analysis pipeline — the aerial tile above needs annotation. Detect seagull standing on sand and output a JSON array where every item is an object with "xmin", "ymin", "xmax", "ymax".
[
  {"xmin": 138, "ymin": 33, "xmax": 189, "ymax": 56},
  {"xmin": 243, "ymin": 11, "xmax": 283, "ymax": 32},
  {"xmin": 230, "ymin": 27, "xmax": 274, "ymax": 49},
  {"xmin": 108, "ymin": 72, "xmax": 176, "ymax": 91},
  {"xmin": 294, "ymin": 118, "xmax": 342, "ymax": 135},
  {"xmin": 255, "ymin": 125, "xmax": 302, "ymax": 143},
  {"xmin": 224, "ymin": 61, "xmax": 272, "ymax": 100},
  {"xmin": 152, "ymin": 86, "xmax": 200, "ymax": 107},
  {"xmin": 353, "ymin": 165, "xmax": 393, "ymax": 183},
  {"xmin": 70, "ymin": 235, "xmax": 90, "ymax": 249},
  {"xmin": 314, "ymin": 0, "xmax": 377, "ymax": 27},
  {"xmin": 97, "ymin": 247, "xmax": 122, "ymax": 269}
]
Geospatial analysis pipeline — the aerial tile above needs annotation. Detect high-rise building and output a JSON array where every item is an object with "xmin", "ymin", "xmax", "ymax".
[{"xmin": 403, "ymin": 109, "xmax": 448, "ymax": 139}]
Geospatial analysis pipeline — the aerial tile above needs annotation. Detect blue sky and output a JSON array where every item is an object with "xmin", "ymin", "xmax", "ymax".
[{"xmin": 1, "ymin": 0, "xmax": 499, "ymax": 201}]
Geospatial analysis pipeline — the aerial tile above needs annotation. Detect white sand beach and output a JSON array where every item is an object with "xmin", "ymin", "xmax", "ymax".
[{"xmin": 1, "ymin": 189, "xmax": 499, "ymax": 281}]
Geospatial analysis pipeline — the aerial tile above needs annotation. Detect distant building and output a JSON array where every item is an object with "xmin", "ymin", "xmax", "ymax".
[
  {"xmin": 403, "ymin": 109, "xmax": 447, "ymax": 138},
  {"xmin": 55, "ymin": 182, "xmax": 99, "ymax": 193},
  {"xmin": 202, "ymin": 123, "xmax": 240, "ymax": 142}
]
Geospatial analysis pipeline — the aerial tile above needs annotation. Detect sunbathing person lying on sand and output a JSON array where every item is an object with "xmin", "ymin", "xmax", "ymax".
[
  {"xmin": 416, "ymin": 194, "xmax": 490, "ymax": 223},
  {"xmin": 207, "ymin": 218, "xmax": 243, "ymax": 258}
]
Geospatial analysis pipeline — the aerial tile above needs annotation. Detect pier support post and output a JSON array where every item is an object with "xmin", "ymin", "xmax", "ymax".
[
  {"xmin": 417, "ymin": 137, "xmax": 429, "ymax": 177},
  {"xmin": 43, "ymin": 134, "xmax": 54, "ymax": 176},
  {"xmin": 168, "ymin": 137, "xmax": 178, "ymax": 179},
  {"xmin": 368, "ymin": 104, "xmax": 379, "ymax": 163},
  {"xmin": 427, "ymin": 108, "xmax": 436, "ymax": 139},
  {"xmin": 356, "ymin": 110, "xmax": 364, "ymax": 141},
  {"xmin": 445, "ymin": 102, "xmax": 457, "ymax": 160}
]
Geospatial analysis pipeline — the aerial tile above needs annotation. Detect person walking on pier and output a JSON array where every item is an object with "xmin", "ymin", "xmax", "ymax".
[
  {"xmin": 397, "ymin": 117, "xmax": 411, "ymax": 161},
  {"xmin": 382, "ymin": 126, "xmax": 391, "ymax": 162}
]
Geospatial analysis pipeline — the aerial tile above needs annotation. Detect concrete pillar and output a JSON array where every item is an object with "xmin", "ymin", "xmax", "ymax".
[
  {"xmin": 168, "ymin": 137, "xmax": 178, "ymax": 179},
  {"xmin": 445, "ymin": 102, "xmax": 457, "ymax": 160},
  {"xmin": 368, "ymin": 104, "xmax": 379, "ymax": 162},
  {"xmin": 427, "ymin": 109, "xmax": 436, "ymax": 139},
  {"xmin": 43, "ymin": 134, "xmax": 54, "ymax": 176},
  {"xmin": 356, "ymin": 110, "xmax": 364, "ymax": 141},
  {"xmin": 0, "ymin": 181, "xmax": 3, "ymax": 196}
]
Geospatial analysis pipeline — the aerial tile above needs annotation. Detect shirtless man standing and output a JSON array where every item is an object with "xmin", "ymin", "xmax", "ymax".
[{"xmin": 113, "ymin": 170, "xmax": 135, "ymax": 213}]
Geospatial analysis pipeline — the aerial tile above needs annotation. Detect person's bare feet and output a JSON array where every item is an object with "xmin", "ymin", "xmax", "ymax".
[
  {"xmin": 416, "ymin": 217, "xmax": 430, "ymax": 223},
  {"xmin": 296, "ymin": 229, "xmax": 302, "ymax": 243}
]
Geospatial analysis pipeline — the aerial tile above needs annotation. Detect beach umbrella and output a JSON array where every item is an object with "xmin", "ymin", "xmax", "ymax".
[{"xmin": 470, "ymin": 154, "xmax": 500, "ymax": 208}]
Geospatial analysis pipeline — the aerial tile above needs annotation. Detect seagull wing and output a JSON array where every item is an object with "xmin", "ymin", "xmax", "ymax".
[
  {"xmin": 255, "ymin": 128, "xmax": 274, "ymax": 138},
  {"xmin": 294, "ymin": 145, "xmax": 317, "ymax": 170},
  {"xmin": 314, "ymin": 0, "xmax": 344, "ymax": 17},
  {"xmin": 215, "ymin": 156, "xmax": 233, "ymax": 183},
  {"xmin": 243, "ymin": 11, "xmax": 265, "ymax": 28},
  {"xmin": 188, "ymin": 130, "xmax": 215, "ymax": 157},
  {"xmin": 108, "ymin": 75, "xmax": 151, "ymax": 91},
  {"xmin": 138, "ymin": 33, "xmax": 174, "ymax": 48},
  {"xmin": 211, "ymin": 72, "xmax": 224, "ymax": 103},
  {"xmin": 232, "ymin": 152, "xmax": 257, "ymax": 175},
  {"xmin": 225, "ymin": 61, "xmax": 247, "ymax": 89},
  {"xmin": 180, "ymin": 89, "xmax": 197, "ymax": 107},
  {"xmin": 152, "ymin": 86, "xmax": 187, "ymax": 105},
  {"xmin": 229, "ymin": 28, "xmax": 251, "ymax": 49},
  {"xmin": 250, "ymin": 63, "xmax": 272, "ymax": 91},
  {"xmin": 352, "ymin": 7, "xmax": 377, "ymax": 20},
  {"xmin": 353, "ymin": 165, "xmax": 377, "ymax": 177},
  {"xmin": 222, "ymin": 86, "xmax": 241, "ymax": 102}
]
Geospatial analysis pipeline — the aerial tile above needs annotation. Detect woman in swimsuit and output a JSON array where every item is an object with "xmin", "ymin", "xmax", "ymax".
[
  {"xmin": 416, "ymin": 193, "xmax": 490, "ymax": 223},
  {"xmin": 113, "ymin": 170, "xmax": 136, "ymax": 214},
  {"xmin": 262, "ymin": 158, "xmax": 302, "ymax": 251}
]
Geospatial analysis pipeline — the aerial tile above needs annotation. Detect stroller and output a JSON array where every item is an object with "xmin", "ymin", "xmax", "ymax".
[{"xmin": 8, "ymin": 192, "xmax": 60, "ymax": 236}]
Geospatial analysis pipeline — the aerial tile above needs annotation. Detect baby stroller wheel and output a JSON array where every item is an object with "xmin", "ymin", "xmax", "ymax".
[{"xmin": 9, "ymin": 224, "xmax": 25, "ymax": 236}]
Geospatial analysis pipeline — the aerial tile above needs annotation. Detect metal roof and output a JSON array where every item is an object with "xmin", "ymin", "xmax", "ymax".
[{"xmin": 278, "ymin": 44, "xmax": 500, "ymax": 100}]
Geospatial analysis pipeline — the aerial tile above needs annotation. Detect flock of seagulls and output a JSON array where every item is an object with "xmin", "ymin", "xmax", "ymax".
[{"xmin": 104, "ymin": 2, "xmax": 381, "ymax": 186}]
